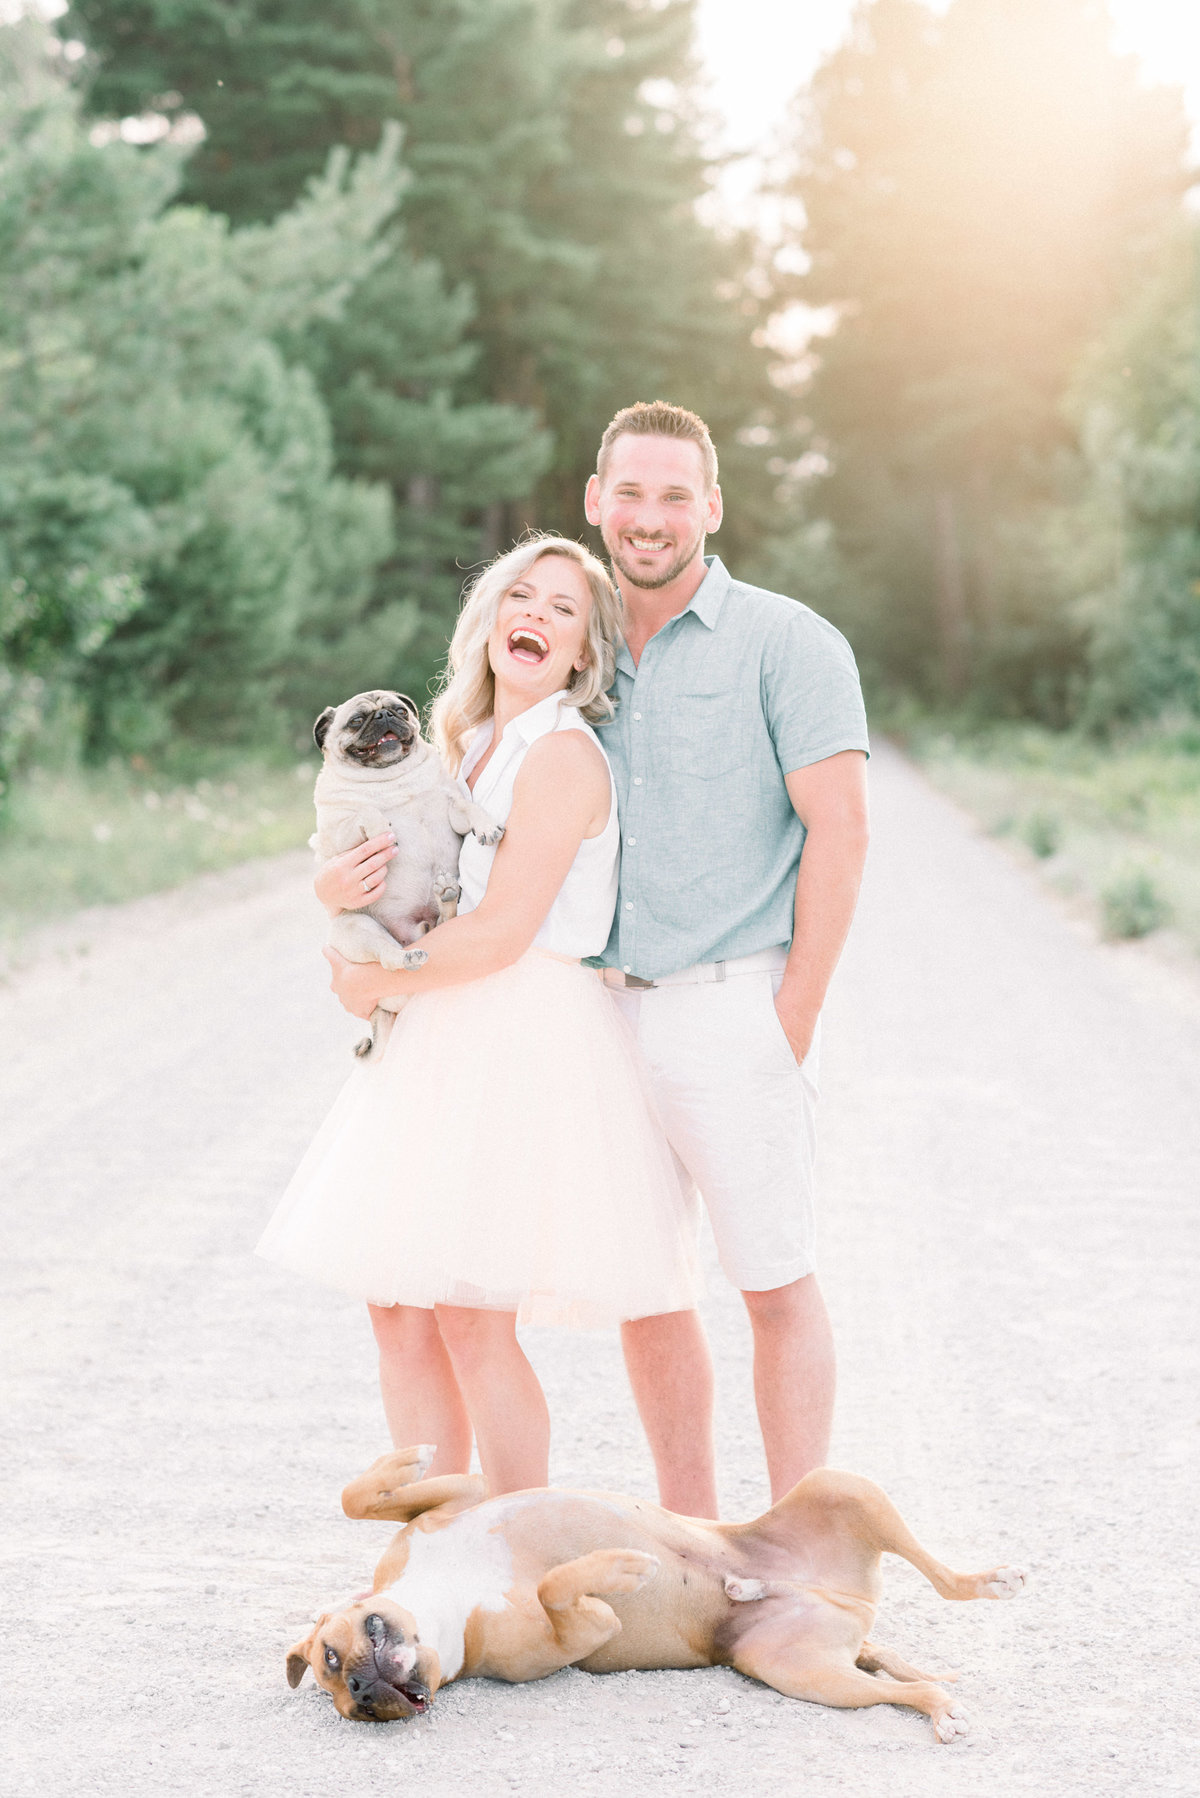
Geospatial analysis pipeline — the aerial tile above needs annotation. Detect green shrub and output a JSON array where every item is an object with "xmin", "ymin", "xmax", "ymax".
[
  {"xmin": 1100, "ymin": 866, "xmax": 1172, "ymax": 939},
  {"xmin": 1020, "ymin": 811, "xmax": 1061, "ymax": 858}
]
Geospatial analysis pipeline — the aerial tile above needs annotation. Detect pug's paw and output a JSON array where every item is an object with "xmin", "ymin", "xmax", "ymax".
[{"xmin": 376, "ymin": 941, "xmax": 428, "ymax": 972}]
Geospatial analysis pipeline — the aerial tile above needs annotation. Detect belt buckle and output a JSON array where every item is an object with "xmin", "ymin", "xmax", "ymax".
[{"xmin": 623, "ymin": 973, "xmax": 656, "ymax": 990}]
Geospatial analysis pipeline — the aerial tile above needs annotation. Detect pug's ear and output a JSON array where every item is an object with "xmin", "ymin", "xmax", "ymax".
[
  {"xmin": 285, "ymin": 1615, "xmax": 327, "ymax": 1688},
  {"xmin": 313, "ymin": 707, "xmax": 336, "ymax": 751}
]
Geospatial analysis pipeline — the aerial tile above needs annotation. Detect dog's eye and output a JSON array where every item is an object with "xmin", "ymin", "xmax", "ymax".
[
  {"xmin": 348, "ymin": 715, "xmax": 364, "ymax": 729},
  {"xmin": 324, "ymin": 1646, "xmax": 341, "ymax": 1671}
]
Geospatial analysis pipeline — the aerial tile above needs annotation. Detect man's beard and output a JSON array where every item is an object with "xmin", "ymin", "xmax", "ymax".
[{"xmin": 605, "ymin": 525, "xmax": 706, "ymax": 592}]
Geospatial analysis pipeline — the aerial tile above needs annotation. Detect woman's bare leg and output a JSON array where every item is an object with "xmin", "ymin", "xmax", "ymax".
[
  {"xmin": 367, "ymin": 1303, "xmax": 473, "ymax": 1476},
  {"xmin": 434, "ymin": 1304, "xmax": 550, "ymax": 1494}
]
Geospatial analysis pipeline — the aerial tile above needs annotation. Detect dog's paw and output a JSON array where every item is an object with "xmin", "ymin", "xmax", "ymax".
[
  {"xmin": 435, "ymin": 880, "xmax": 461, "ymax": 906},
  {"xmin": 982, "ymin": 1565, "xmax": 1027, "ymax": 1600},
  {"xmin": 473, "ymin": 821, "xmax": 505, "ymax": 847},
  {"xmin": 353, "ymin": 1034, "xmax": 375, "ymax": 1059},
  {"xmin": 400, "ymin": 945, "xmax": 429, "ymax": 970},
  {"xmin": 601, "ymin": 1550, "xmax": 659, "ymax": 1594},
  {"xmin": 934, "ymin": 1703, "xmax": 970, "ymax": 1744},
  {"xmin": 724, "ymin": 1576, "xmax": 768, "ymax": 1602}
]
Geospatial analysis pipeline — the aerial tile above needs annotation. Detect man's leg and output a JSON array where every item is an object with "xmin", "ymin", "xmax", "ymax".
[
  {"xmin": 620, "ymin": 1308, "xmax": 718, "ymax": 1518},
  {"xmin": 742, "ymin": 1273, "xmax": 836, "ymax": 1502}
]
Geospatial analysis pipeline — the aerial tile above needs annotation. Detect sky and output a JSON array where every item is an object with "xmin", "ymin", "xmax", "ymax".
[{"xmin": 694, "ymin": 0, "xmax": 1200, "ymax": 156}]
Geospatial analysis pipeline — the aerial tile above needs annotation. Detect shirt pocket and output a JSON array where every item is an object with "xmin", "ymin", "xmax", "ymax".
[{"xmin": 668, "ymin": 693, "xmax": 748, "ymax": 780}]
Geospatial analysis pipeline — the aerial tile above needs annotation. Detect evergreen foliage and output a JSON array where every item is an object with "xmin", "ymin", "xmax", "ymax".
[
  {"xmin": 777, "ymin": 0, "xmax": 1191, "ymax": 716},
  {"xmin": 1052, "ymin": 225, "xmax": 1200, "ymax": 724},
  {"xmin": 68, "ymin": 0, "xmax": 780, "ymax": 570},
  {"xmin": 0, "ymin": 16, "xmax": 398, "ymax": 774}
]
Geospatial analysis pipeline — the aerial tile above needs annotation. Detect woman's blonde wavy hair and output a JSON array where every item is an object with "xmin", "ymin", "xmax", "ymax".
[{"xmin": 430, "ymin": 535, "xmax": 622, "ymax": 772}]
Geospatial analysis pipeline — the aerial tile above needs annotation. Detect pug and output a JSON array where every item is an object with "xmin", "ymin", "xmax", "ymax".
[{"xmin": 312, "ymin": 690, "xmax": 503, "ymax": 1059}]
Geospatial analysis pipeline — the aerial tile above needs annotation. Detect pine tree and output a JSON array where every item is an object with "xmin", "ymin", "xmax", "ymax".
[
  {"xmin": 0, "ymin": 16, "xmax": 405, "ymax": 768},
  {"xmin": 69, "ymin": 0, "xmax": 781, "ymax": 571},
  {"xmin": 1047, "ymin": 224, "xmax": 1200, "ymax": 723},
  {"xmin": 777, "ymin": 0, "xmax": 1190, "ymax": 711}
]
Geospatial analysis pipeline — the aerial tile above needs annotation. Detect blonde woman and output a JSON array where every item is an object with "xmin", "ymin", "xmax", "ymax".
[{"xmin": 257, "ymin": 537, "xmax": 698, "ymax": 1495}]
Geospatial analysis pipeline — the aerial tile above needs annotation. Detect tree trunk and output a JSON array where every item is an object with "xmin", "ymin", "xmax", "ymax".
[{"xmin": 933, "ymin": 487, "xmax": 970, "ymax": 698}]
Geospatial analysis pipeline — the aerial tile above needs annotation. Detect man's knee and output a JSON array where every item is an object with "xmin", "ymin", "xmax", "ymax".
[{"xmin": 742, "ymin": 1272, "xmax": 824, "ymax": 1331}]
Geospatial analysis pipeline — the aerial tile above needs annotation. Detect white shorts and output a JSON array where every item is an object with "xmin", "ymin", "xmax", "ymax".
[{"xmin": 607, "ymin": 966, "xmax": 820, "ymax": 1292}]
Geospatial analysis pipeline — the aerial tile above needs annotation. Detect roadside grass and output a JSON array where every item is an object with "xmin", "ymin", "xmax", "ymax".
[
  {"xmin": 0, "ymin": 751, "xmax": 317, "ymax": 953},
  {"xmin": 895, "ymin": 712, "xmax": 1200, "ymax": 952}
]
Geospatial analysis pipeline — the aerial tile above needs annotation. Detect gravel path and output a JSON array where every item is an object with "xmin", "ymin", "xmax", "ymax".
[{"xmin": 2, "ymin": 743, "xmax": 1196, "ymax": 1796}]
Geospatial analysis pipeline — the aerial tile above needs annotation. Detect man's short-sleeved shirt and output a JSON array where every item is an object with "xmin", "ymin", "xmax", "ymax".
[{"xmin": 594, "ymin": 555, "xmax": 869, "ymax": 980}]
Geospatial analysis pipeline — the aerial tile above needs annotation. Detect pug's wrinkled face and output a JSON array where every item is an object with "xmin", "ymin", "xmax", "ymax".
[
  {"xmin": 286, "ymin": 1597, "xmax": 440, "ymax": 1721},
  {"xmin": 314, "ymin": 691, "xmax": 421, "ymax": 771}
]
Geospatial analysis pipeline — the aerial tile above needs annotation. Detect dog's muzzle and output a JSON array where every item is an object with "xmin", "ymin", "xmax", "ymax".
[{"xmin": 348, "ymin": 1668, "xmax": 431, "ymax": 1719}]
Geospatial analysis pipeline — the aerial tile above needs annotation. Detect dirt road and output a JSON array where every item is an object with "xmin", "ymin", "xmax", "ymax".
[{"xmin": 2, "ymin": 744, "xmax": 1196, "ymax": 1796}]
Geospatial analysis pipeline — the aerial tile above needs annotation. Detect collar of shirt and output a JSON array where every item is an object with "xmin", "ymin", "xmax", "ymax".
[
  {"xmin": 614, "ymin": 555, "xmax": 731, "ymax": 676},
  {"xmin": 459, "ymin": 688, "xmax": 568, "ymax": 786}
]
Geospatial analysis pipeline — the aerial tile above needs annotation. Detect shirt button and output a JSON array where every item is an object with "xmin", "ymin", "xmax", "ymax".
[
  {"xmin": 632, "ymin": 711, "xmax": 642, "ymax": 721},
  {"xmin": 623, "ymin": 965, "xmax": 632, "ymax": 974},
  {"xmin": 633, "ymin": 777, "xmax": 643, "ymax": 786},
  {"xmin": 625, "ymin": 902, "xmax": 634, "ymax": 910},
  {"xmin": 627, "ymin": 837, "xmax": 637, "ymax": 846}
]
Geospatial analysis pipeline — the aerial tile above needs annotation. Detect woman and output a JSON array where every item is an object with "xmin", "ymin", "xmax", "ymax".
[{"xmin": 257, "ymin": 536, "xmax": 698, "ymax": 1495}]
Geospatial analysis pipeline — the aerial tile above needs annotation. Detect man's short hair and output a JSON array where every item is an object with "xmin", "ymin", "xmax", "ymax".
[{"xmin": 597, "ymin": 401, "xmax": 718, "ymax": 493}]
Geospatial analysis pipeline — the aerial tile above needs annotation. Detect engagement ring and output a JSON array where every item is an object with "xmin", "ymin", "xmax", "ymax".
[{"xmin": 362, "ymin": 878, "xmax": 371, "ymax": 892}]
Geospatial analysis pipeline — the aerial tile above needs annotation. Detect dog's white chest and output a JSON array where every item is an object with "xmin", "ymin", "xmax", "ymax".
[{"xmin": 383, "ymin": 1506, "xmax": 518, "ymax": 1681}]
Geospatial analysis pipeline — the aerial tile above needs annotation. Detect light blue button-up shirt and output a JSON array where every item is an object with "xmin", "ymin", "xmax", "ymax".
[{"xmin": 593, "ymin": 557, "xmax": 869, "ymax": 980}]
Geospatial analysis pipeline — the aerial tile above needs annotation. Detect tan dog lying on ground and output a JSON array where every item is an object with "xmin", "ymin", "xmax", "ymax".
[{"xmin": 286, "ymin": 1447, "xmax": 1026, "ymax": 1742}]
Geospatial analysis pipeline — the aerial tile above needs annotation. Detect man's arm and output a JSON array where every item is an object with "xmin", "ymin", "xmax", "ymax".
[{"xmin": 774, "ymin": 750, "xmax": 870, "ymax": 1063}]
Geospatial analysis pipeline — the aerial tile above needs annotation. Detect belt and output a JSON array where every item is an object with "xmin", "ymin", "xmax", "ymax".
[{"xmin": 600, "ymin": 946, "xmax": 788, "ymax": 991}]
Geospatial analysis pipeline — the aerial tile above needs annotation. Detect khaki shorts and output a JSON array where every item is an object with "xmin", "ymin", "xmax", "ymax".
[{"xmin": 607, "ymin": 966, "xmax": 820, "ymax": 1292}]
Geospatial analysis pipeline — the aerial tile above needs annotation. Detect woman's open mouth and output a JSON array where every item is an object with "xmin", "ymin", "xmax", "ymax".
[{"xmin": 507, "ymin": 629, "xmax": 549, "ymax": 664}]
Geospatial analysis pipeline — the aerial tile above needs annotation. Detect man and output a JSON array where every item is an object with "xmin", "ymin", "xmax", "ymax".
[{"xmin": 585, "ymin": 401, "xmax": 870, "ymax": 1519}]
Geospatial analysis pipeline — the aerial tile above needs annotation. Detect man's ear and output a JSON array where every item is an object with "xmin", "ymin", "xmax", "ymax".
[
  {"xmin": 285, "ymin": 1615, "xmax": 328, "ymax": 1688},
  {"xmin": 313, "ymin": 707, "xmax": 336, "ymax": 751},
  {"xmin": 584, "ymin": 471, "xmax": 601, "ymax": 526}
]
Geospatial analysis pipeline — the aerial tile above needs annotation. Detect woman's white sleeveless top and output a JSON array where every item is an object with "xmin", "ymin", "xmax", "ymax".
[{"xmin": 456, "ymin": 691, "xmax": 619, "ymax": 959}]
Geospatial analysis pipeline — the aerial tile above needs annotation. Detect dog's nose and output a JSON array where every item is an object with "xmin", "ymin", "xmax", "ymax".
[{"xmin": 347, "ymin": 1672, "xmax": 368, "ymax": 1697}]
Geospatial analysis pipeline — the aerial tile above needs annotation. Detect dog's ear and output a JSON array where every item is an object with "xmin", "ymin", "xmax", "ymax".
[
  {"xmin": 313, "ymin": 707, "xmax": 336, "ymax": 751},
  {"xmin": 285, "ymin": 1615, "xmax": 328, "ymax": 1688}
]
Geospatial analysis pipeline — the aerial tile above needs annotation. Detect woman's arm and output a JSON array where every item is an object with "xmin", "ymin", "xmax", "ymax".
[
  {"xmin": 325, "ymin": 731, "xmax": 610, "ymax": 1018},
  {"xmin": 315, "ymin": 832, "xmax": 398, "ymax": 914}
]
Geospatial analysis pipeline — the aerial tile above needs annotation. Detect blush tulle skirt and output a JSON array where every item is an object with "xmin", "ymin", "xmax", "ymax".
[{"xmin": 256, "ymin": 950, "xmax": 700, "ymax": 1328}]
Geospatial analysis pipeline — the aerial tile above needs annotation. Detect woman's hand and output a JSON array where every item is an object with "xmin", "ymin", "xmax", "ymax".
[
  {"xmin": 323, "ymin": 947, "xmax": 388, "ymax": 1018},
  {"xmin": 314, "ymin": 832, "xmax": 396, "ymax": 915}
]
